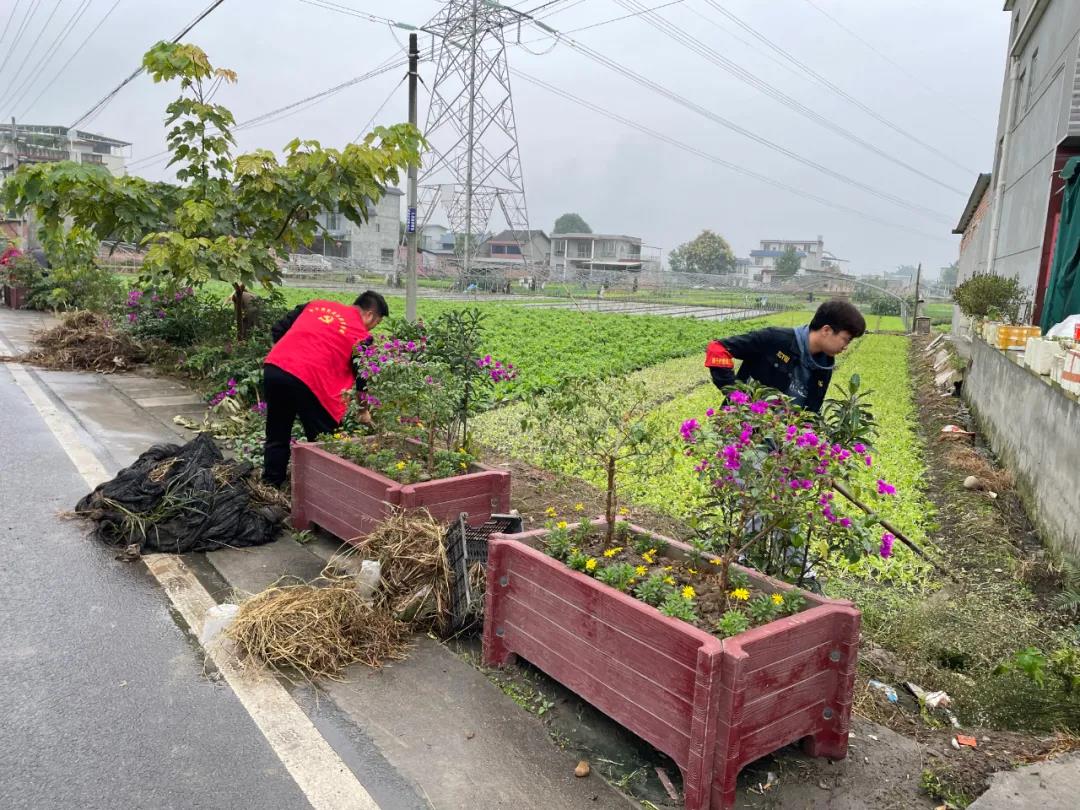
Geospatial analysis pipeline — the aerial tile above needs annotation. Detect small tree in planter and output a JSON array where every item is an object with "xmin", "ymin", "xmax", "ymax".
[
  {"xmin": 525, "ymin": 378, "xmax": 665, "ymax": 543},
  {"xmin": 681, "ymin": 386, "xmax": 897, "ymax": 591},
  {"xmin": 357, "ymin": 308, "xmax": 515, "ymax": 459}
]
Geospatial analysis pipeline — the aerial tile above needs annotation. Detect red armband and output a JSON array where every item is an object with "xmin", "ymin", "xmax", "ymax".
[{"xmin": 705, "ymin": 340, "xmax": 734, "ymax": 369}]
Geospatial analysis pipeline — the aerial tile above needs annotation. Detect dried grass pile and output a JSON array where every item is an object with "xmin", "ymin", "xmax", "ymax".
[
  {"xmin": 350, "ymin": 507, "xmax": 454, "ymax": 633},
  {"xmin": 226, "ymin": 578, "xmax": 410, "ymax": 678},
  {"xmin": 25, "ymin": 311, "xmax": 146, "ymax": 372},
  {"xmin": 944, "ymin": 444, "xmax": 1014, "ymax": 493}
]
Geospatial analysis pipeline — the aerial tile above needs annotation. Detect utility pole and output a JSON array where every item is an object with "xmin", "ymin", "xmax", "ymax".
[
  {"xmin": 10, "ymin": 117, "xmax": 25, "ymax": 248},
  {"xmin": 406, "ymin": 33, "xmax": 420, "ymax": 322},
  {"xmin": 912, "ymin": 262, "xmax": 923, "ymax": 332}
]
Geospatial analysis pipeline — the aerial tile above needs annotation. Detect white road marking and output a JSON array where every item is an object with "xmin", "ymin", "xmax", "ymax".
[{"xmin": 7, "ymin": 362, "xmax": 380, "ymax": 810}]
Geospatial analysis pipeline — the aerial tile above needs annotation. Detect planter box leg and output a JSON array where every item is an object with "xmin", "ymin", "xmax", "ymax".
[
  {"xmin": 803, "ymin": 608, "xmax": 859, "ymax": 761},
  {"xmin": 801, "ymin": 727, "xmax": 849, "ymax": 760},
  {"xmin": 482, "ymin": 540, "xmax": 517, "ymax": 667}
]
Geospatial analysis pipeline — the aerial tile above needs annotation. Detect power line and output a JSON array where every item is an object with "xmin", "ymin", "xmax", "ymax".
[
  {"xmin": 528, "ymin": 18, "xmax": 952, "ymax": 221},
  {"xmin": 1, "ymin": 0, "xmax": 94, "ymax": 114},
  {"xmin": 0, "ymin": 1, "xmax": 25, "ymax": 51},
  {"xmin": 511, "ymin": 67, "xmax": 951, "ymax": 244},
  {"xmin": 698, "ymin": 0, "xmax": 973, "ymax": 175},
  {"xmin": 127, "ymin": 56, "xmax": 407, "ymax": 170},
  {"xmin": 799, "ymin": 0, "xmax": 945, "ymax": 103},
  {"xmin": 353, "ymin": 75, "xmax": 407, "ymax": 143},
  {"xmin": 0, "ymin": 0, "xmax": 65, "ymax": 107},
  {"xmin": 611, "ymin": 0, "xmax": 965, "ymax": 196},
  {"xmin": 0, "ymin": 0, "xmax": 44, "ymax": 81},
  {"xmin": 16, "ymin": 0, "xmax": 124, "ymax": 120},
  {"xmin": 69, "ymin": 0, "xmax": 229, "ymax": 130}
]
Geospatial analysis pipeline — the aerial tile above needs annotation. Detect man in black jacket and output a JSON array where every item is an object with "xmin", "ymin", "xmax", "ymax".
[{"xmin": 706, "ymin": 299, "xmax": 866, "ymax": 412}]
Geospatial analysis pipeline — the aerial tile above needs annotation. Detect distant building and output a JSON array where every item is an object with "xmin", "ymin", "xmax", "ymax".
[
  {"xmin": 1, "ymin": 124, "xmax": 130, "ymax": 248},
  {"xmin": 750, "ymin": 237, "xmax": 825, "ymax": 273},
  {"xmin": 550, "ymin": 232, "xmax": 661, "ymax": 275},
  {"xmin": 0, "ymin": 124, "xmax": 129, "ymax": 177},
  {"xmin": 476, "ymin": 229, "xmax": 550, "ymax": 266},
  {"xmin": 313, "ymin": 189, "xmax": 402, "ymax": 272}
]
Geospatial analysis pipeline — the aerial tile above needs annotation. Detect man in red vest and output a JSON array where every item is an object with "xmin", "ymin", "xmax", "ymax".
[{"xmin": 261, "ymin": 290, "xmax": 389, "ymax": 487}]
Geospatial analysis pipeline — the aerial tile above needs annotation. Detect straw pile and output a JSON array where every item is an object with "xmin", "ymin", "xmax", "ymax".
[
  {"xmin": 24, "ymin": 311, "xmax": 146, "ymax": 372},
  {"xmin": 350, "ymin": 507, "xmax": 455, "ymax": 634},
  {"xmin": 226, "ymin": 579, "xmax": 410, "ymax": 679}
]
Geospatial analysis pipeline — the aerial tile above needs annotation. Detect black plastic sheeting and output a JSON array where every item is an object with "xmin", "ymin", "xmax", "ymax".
[{"xmin": 75, "ymin": 433, "xmax": 284, "ymax": 553}]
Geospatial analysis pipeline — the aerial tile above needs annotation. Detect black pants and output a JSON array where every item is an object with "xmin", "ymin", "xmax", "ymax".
[{"xmin": 262, "ymin": 363, "xmax": 339, "ymax": 486}]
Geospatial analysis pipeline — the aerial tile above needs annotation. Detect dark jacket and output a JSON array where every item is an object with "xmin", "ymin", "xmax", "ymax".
[
  {"xmin": 706, "ymin": 326, "xmax": 833, "ymax": 412},
  {"xmin": 270, "ymin": 302, "xmax": 372, "ymax": 393}
]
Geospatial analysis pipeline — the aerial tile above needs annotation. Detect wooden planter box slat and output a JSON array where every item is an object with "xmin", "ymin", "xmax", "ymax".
[
  {"xmin": 505, "ymin": 575, "xmax": 699, "ymax": 697},
  {"xmin": 291, "ymin": 440, "xmax": 510, "ymax": 543},
  {"xmin": 483, "ymin": 521, "xmax": 859, "ymax": 810}
]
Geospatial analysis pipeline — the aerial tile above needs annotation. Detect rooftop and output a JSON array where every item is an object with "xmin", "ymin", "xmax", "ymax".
[
  {"xmin": 952, "ymin": 173, "xmax": 992, "ymax": 234},
  {"xmin": 552, "ymin": 232, "xmax": 642, "ymax": 242}
]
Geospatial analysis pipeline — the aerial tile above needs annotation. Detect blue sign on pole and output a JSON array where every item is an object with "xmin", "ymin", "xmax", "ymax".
[{"xmin": 406, "ymin": 207, "xmax": 417, "ymax": 233}]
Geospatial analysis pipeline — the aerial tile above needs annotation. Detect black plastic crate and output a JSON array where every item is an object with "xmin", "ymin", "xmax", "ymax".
[{"xmin": 446, "ymin": 512, "xmax": 523, "ymax": 631}]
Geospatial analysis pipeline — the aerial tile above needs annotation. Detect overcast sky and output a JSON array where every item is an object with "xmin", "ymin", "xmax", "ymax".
[{"xmin": 5, "ymin": 0, "xmax": 1010, "ymax": 276}]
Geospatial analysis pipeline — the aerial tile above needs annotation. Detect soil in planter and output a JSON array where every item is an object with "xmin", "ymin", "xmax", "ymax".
[
  {"xmin": 320, "ymin": 433, "xmax": 474, "ymax": 485},
  {"xmin": 540, "ymin": 522, "xmax": 809, "ymax": 640}
]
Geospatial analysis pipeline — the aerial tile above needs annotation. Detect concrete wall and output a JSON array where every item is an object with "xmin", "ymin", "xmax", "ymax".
[
  {"xmin": 347, "ymin": 190, "xmax": 401, "ymax": 271},
  {"xmin": 963, "ymin": 336, "xmax": 1080, "ymax": 556},
  {"xmin": 972, "ymin": 1, "xmax": 1080, "ymax": 313}
]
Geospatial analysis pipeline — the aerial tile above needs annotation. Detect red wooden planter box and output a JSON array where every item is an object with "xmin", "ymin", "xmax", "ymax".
[
  {"xmin": 2, "ymin": 284, "xmax": 29, "ymax": 309},
  {"xmin": 482, "ymin": 521, "xmax": 859, "ymax": 810},
  {"xmin": 290, "ymin": 440, "xmax": 511, "ymax": 543}
]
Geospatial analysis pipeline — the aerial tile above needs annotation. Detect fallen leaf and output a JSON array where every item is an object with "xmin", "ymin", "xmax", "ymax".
[{"xmin": 574, "ymin": 760, "xmax": 590, "ymax": 778}]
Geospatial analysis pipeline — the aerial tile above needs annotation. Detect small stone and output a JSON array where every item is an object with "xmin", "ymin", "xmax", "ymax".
[
  {"xmin": 818, "ymin": 780, "xmax": 831, "ymax": 791},
  {"xmin": 575, "ymin": 760, "xmax": 590, "ymax": 778},
  {"xmin": 863, "ymin": 756, "xmax": 870, "ymax": 764},
  {"xmin": 465, "ymin": 731, "xmax": 475, "ymax": 740},
  {"xmin": 963, "ymin": 475, "xmax": 982, "ymax": 490}
]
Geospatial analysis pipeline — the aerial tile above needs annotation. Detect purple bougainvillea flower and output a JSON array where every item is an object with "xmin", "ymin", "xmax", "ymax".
[
  {"xmin": 680, "ymin": 419, "xmax": 700, "ymax": 442},
  {"xmin": 749, "ymin": 400, "xmax": 768, "ymax": 414},
  {"xmin": 839, "ymin": 517, "xmax": 852, "ymax": 528},
  {"xmin": 853, "ymin": 443, "xmax": 867, "ymax": 454},
  {"xmin": 865, "ymin": 455, "xmax": 873, "ymax": 467},
  {"xmin": 877, "ymin": 479, "xmax": 896, "ymax": 496},
  {"xmin": 728, "ymin": 390, "xmax": 749, "ymax": 404},
  {"xmin": 705, "ymin": 408, "xmax": 715, "ymax": 418},
  {"xmin": 879, "ymin": 531, "xmax": 895, "ymax": 558}
]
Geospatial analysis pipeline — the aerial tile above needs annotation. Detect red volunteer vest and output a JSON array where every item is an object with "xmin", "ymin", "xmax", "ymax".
[{"xmin": 265, "ymin": 300, "xmax": 370, "ymax": 422}]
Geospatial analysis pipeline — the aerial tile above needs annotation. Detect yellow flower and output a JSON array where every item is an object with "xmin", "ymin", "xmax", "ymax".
[
  {"xmin": 556, "ymin": 521, "xmax": 568, "ymax": 530},
  {"xmin": 544, "ymin": 507, "xmax": 557, "ymax": 518},
  {"xmin": 730, "ymin": 588, "xmax": 750, "ymax": 601},
  {"xmin": 642, "ymin": 551, "xmax": 656, "ymax": 564},
  {"xmin": 585, "ymin": 558, "xmax": 597, "ymax": 572},
  {"xmin": 688, "ymin": 568, "xmax": 699, "ymax": 575},
  {"xmin": 573, "ymin": 502, "xmax": 585, "ymax": 512},
  {"xmin": 771, "ymin": 593, "xmax": 784, "ymax": 605},
  {"xmin": 682, "ymin": 586, "xmax": 696, "ymax": 600},
  {"xmin": 635, "ymin": 565, "xmax": 647, "ymax": 576},
  {"xmin": 663, "ymin": 565, "xmax": 673, "ymax": 571},
  {"xmin": 709, "ymin": 558, "xmax": 722, "ymax": 566},
  {"xmin": 459, "ymin": 462, "xmax": 468, "ymax": 470},
  {"xmin": 395, "ymin": 461, "xmax": 406, "ymax": 470},
  {"xmin": 618, "ymin": 506, "xmax": 630, "ymax": 516},
  {"xmin": 663, "ymin": 576, "xmax": 676, "ymax": 586},
  {"xmin": 603, "ymin": 547, "xmax": 623, "ymax": 558}
]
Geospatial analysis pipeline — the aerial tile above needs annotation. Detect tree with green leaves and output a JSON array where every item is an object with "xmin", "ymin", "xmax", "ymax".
[
  {"xmin": 940, "ymin": 261, "xmax": 959, "ymax": 290},
  {"xmin": 773, "ymin": 245, "xmax": 802, "ymax": 279},
  {"xmin": 668, "ymin": 230, "xmax": 735, "ymax": 274},
  {"xmin": 2, "ymin": 42, "xmax": 423, "ymax": 338},
  {"xmin": 553, "ymin": 212, "xmax": 591, "ymax": 234}
]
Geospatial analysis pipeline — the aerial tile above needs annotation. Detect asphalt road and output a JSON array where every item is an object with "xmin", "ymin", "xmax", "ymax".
[{"xmin": 0, "ymin": 364, "xmax": 315, "ymax": 810}]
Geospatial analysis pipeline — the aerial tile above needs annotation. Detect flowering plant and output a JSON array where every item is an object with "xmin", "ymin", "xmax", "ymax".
[
  {"xmin": 682, "ymin": 385, "xmax": 898, "ymax": 590},
  {"xmin": 355, "ymin": 307, "xmax": 516, "ymax": 457}
]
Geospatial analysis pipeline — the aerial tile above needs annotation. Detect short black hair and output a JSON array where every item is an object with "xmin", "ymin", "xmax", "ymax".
[
  {"xmin": 809, "ymin": 299, "xmax": 866, "ymax": 338},
  {"xmin": 355, "ymin": 290, "xmax": 389, "ymax": 318}
]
